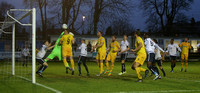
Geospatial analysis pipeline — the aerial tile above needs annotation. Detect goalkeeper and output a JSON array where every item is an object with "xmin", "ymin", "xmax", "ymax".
[{"xmin": 43, "ymin": 24, "xmax": 68, "ymax": 63}]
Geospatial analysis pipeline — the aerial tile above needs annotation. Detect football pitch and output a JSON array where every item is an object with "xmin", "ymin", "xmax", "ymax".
[{"xmin": 0, "ymin": 61, "xmax": 200, "ymax": 93}]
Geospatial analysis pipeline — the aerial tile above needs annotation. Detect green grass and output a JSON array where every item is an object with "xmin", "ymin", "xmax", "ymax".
[{"xmin": 1, "ymin": 61, "xmax": 200, "ymax": 93}]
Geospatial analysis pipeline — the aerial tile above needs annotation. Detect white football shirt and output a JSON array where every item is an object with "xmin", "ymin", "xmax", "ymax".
[
  {"xmin": 166, "ymin": 43, "xmax": 181, "ymax": 56},
  {"xmin": 120, "ymin": 40, "xmax": 129, "ymax": 54},
  {"xmin": 36, "ymin": 45, "xmax": 47, "ymax": 59},
  {"xmin": 78, "ymin": 43, "xmax": 87, "ymax": 56},
  {"xmin": 155, "ymin": 47, "xmax": 165, "ymax": 60},
  {"xmin": 22, "ymin": 48, "xmax": 30, "ymax": 56},
  {"xmin": 144, "ymin": 38, "xmax": 156, "ymax": 54}
]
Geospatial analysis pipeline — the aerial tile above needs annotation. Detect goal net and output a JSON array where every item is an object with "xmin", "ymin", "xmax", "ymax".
[{"xmin": 0, "ymin": 8, "xmax": 36, "ymax": 84}]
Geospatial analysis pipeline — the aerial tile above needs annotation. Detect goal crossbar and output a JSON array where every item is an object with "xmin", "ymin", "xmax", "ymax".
[{"xmin": 0, "ymin": 9, "xmax": 32, "ymax": 34}]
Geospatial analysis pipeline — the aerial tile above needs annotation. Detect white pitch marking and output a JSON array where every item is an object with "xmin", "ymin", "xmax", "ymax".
[{"xmin": 117, "ymin": 90, "xmax": 200, "ymax": 93}]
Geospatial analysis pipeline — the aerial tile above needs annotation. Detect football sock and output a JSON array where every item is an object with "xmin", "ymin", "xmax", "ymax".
[
  {"xmin": 83, "ymin": 62, "xmax": 89, "ymax": 73},
  {"xmin": 185, "ymin": 62, "xmax": 188, "ymax": 69},
  {"xmin": 148, "ymin": 65, "xmax": 158, "ymax": 75},
  {"xmin": 110, "ymin": 64, "xmax": 114, "ymax": 72},
  {"xmin": 100, "ymin": 62, "xmax": 104, "ymax": 73},
  {"xmin": 40, "ymin": 65, "xmax": 48, "ymax": 73},
  {"xmin": 161, "ymin": 68, "xmax": 166, "ymax": 76},
  {"xmin": 70, "ymin": 59, "xmax": 75, "ymax": 70},
  {"xmin": 135, "ymin": 67, "xmax": 142, "ymax": 80},
  {"xmin": 97, "ymin": 62, "xmax": 100, "ymax": 68},
  {"xmin": 105, "ymin": 62, "xmax": 109, "ymax": 70},
  {"xmin": 63, "ymin": 59, "xmax": 69, "ymax": 67},
  {"xmin": 171, "ymin": 64, "xmax": 174, "ymax": 70},
  {"xmin": 181, "ymin": 62, "xmax": 184, "ymax": 68},
  {"xmin": 122, "ymin": 63, "xmax": 126, "ymax": 72},
  {"xmin": 37, "ymin": 65, "xmax": 43, "ymax": 72},
  {"xmin": 78, "ymin": 63, "xmax": 81, "ymax": 74},
  {"xmin": 153, "ymin": 66, "xmax": 159, "ymax": 75}
]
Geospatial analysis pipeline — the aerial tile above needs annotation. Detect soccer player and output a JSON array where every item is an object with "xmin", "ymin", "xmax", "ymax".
[
  {"xmin": 179, "ymin": 37, "xmax": 191, "ymax": 72},
  {"xmin": 131, "ymin": 30, "xmax": 149, "ymax": 82},
  {"xmin": 91, "ymin": 31, "xmax": 106, "ymax": 76},
  {"xmin": 22, "ymin": 45, "xmax": 30, "ymax": 67},
  {"xmin": 78, "ymin": 39, "xmax": 89, "ymax": 76},
  {"xmin": 105, "ymin": 35, "xmax": 121, "ymax": 76},
  {"xmin": 144, "ymin": 33, "xmax": 164, "ymax": 80},
  {"xmin": 166, "ymin": 39, "xmax": 182, "ymax": 72},
  {"xmin": 153, "ymin": 39, "xmax": 166, "ymax": 77},
  {"xmin": 60, "ymin": 28, "xmax": 75, "ymax": 75},
  {"xmin": 36, "ymin": 41, "xmax": 56, "ymax": 77},
  {"xmin": 118, "ymin": 35, "xmax": 129, "ymax": 75},
  {"xmin": 44, "ymin": 31, "xmax": 64, "ymax": 64}
]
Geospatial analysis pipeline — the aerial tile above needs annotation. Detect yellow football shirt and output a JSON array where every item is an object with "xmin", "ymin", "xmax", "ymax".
[
  {"xmin": 180, "ymin": 42, "xmax": 191, "ymax": 54},
  {"xmin": 135, "ymin": 36, "xmax": 146, "ymax": 55},
  {"xmin": 97, "ymin": 36, "xmax": 106, "ymax": 53},
  {"xmin": 60, "ymin": 34, "xmax": 74, "ymax": 49},
  {"xmin": 109, "ymin": 41, "xmax": 120, "ymax": 55}
]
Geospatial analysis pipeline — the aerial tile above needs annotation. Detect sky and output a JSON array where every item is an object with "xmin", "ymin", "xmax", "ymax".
[{"xmin": 1, "ymin": 0, "xmax": 200, "ymax": 32}]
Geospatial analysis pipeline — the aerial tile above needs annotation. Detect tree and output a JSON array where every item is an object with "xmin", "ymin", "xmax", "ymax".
[
  {"xmin": 24, "ymin": 0, "xmax": 48, "ymax": 39},
  {"xmin": 49, "ymin": 0, "xmax": 83, "ymax": 32},
  {"xmin": 92, "ymin": 0, "xmax": 131, "ymax": 34},
  {"xmin": 111, "ymin": 18, "xmax": 135, "ymax": 35},
  {"xmin": 140, "ymin": 0, "xmax": 193, "ymax": 35},
  {"xmin": 0, "ymin": 2, "xmax": 14, "ymax": 21}
]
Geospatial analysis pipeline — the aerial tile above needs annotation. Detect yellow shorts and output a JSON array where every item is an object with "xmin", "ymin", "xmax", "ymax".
[
  {"xmin": 106, "ymin": 53, "xmax": 117, "ymax": 63},
  {"xmin": 181, "ymin": 53, "xmax": 188, "ymax": 60},
  {"xmin": 62, "ymin": 48, "xmax": 72, "ymax": 57},
  {"xmin": 96, "ymin": 52, "xmax": 106, "ymax": 60},
  {"xmin": 134, "ymin": 53, "xmax": 147, "ymax": 65}
]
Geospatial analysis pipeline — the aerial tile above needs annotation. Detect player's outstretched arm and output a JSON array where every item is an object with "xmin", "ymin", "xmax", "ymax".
[
  {"xmin": 176, "ymin": 44, "xmax": 182, "ymax": 52},
  {"xmin": 154, "ymin": 44, "xmax": 165, "ymax": 53},
  {"xmin": 47, "ymin": 43, "xmax": 57, "ymax": 50}
]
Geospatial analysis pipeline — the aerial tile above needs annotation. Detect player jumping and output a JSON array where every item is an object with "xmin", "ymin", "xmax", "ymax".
[
  {"xmin": 60, "ymin": 25, "xmax": 75, "ymax": 75},
  {"xmin": 105, "ymin": 35, "xmax": 121, "ymax": 76},
  {"xmin": 179, "ymin": 37, "xmax": 191, "ymax": 72},
  {"xmin": 131, "ymin": 30, "xmax": 149, "ymax": 82}
]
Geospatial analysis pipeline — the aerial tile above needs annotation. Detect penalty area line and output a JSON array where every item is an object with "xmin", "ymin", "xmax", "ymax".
[{"xmin": 15, "ymin": 75, "xmax": 62, "ymax": 93}]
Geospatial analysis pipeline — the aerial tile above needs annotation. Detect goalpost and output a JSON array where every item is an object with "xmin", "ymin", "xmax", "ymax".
[{"xmin": 0, "ymin": 8, "xmax": 36, "ymax": 83}]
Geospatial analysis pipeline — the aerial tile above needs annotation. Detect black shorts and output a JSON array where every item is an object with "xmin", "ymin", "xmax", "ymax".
[
  {"xmin": 155, "ymin": 60, "xmax": 162, "ymax": 66},
  {"xmin": 170, "ymin": 56, "xmax": 176, "ymax": 60},
  {"xmin": 147, "ymin": 53, "xmax": 155, "ymax": 63},
  {"xmin": 36, "ymin": 59, "xmax": 45, "ymax": 65},
  {"xmin": 78, "ymin": 56, "xmax": 87, "ymax": 64},
  {"xmin": 121, "ymin": 53, "xmax": 128, "ymax": 61}
]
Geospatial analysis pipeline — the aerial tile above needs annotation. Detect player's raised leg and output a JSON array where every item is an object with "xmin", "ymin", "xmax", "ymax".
[{"xmin": 131, "ymin": 30, "xmax": 149, "ymax": 82}]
